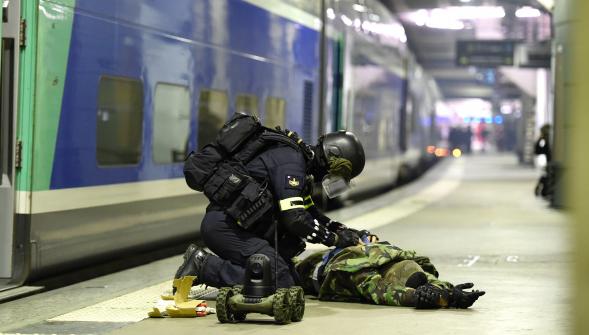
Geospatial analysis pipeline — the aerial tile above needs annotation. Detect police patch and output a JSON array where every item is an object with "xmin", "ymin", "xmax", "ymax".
[{"xmin": 285, "ymin": 175, "xmax": 302, "ymax": 189}]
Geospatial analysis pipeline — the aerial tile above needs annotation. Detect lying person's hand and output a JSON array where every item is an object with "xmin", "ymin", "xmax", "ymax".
[
  {"xmin": 449, "ymin": 283, "xmax": 486, "ymax": 308},
  {"xmin": 357, "ymin": 229, "xmax": 379, "ymax": 243}
]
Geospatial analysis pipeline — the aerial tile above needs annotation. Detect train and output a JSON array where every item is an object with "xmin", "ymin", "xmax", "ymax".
[{"xmin": 0, "ymin": 0, "xmax": 442, "ymax": 289}]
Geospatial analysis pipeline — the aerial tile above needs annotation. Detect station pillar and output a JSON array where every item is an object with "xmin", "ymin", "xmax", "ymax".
[{"xmin": 555, "ymin": 0, "xmax": 589, "ymax": 334}]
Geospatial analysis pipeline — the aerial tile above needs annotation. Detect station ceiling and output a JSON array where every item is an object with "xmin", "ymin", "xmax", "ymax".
[{"xmin": 381, "ymin": 0, "xmax": 552, "ymax": 100}]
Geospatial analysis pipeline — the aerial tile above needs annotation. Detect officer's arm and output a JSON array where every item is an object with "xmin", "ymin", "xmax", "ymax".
[
  {"xmin": 269, "ymin": 153, "xmax": 337, "ymax": 246},
  {"xmin": 303, "ymin": 196, "xmax": 347, "ymax": 232},
  {"xmin": 279, "ymin": 198, "xmax": 337, "ymax": 246},
  {"xmin": 303, "ymin": 191, "xmax": 379, "ymax": 242}
]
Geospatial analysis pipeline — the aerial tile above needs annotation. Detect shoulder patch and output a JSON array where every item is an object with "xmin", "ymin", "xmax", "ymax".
[{"xmin": 285, "ymin": 175, "xmax": 302, "ymax": 189}]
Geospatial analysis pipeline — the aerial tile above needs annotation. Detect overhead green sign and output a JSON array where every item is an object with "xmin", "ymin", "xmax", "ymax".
[{"xmin": 456, "ymin": 40, "xmax": 516, "ymax": 67}]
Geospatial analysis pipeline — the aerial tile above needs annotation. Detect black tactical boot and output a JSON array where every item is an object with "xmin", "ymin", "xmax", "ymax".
[
  {"xmin": 405, "ymin": 271, "xmax": 428, "ymax": 289},
  {"xmin": 173, "ymin": 244, "xmax": 211, "ymax": 291}
]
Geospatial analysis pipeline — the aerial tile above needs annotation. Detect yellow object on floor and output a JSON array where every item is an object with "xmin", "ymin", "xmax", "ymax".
[{"xmin": 148, "ymin": 276, "xmax": 215, "ymax": 318}]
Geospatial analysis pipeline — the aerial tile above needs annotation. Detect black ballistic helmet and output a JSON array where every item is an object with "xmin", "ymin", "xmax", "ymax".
[{"xmin": 319, "ymin": 130, "xmax": 365, "ymax": 179}]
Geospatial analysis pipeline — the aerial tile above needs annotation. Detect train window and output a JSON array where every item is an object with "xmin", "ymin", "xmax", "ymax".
[
  {"xmin": 235, "ymin": 94, "xmax": 259, "ymax": 118},
  {"xmin": 198, "ymin": 89, "xmax": 228, "ymax": 149},
  {"xmin": 153, "ymin": 83, "xmax": 190, "ymax": 164},
  {"xmin": 96, "ymin": 76, "xmax": 143, "ymax": 166},
  {"xmin": 264, "ymin": 97, "xmax": 286, "ymax": 129}
]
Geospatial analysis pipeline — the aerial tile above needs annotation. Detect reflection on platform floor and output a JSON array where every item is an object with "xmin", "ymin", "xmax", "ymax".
[{"xmin": 0, "ymin": 154, "xmax": 570, "ymax": 335}]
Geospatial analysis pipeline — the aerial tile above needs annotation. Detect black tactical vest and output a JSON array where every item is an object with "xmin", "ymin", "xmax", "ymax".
[{"xmin": 183, "ymin": 113, "xmax": 312, "ymax": 230}]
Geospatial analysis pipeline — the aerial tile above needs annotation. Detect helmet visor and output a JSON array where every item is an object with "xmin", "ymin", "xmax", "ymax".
[{"xmin": 321, "ymin": 174, "xmax": 350, "ymax": 198}]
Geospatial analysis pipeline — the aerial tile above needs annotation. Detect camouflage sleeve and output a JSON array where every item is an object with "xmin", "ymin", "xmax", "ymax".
[
  {"xmin": 413, "ymin": 255, "xmax": 440, "ymax": 277},
  {"xmin": 413, "ymin": 256, "xmax": 454, "ymax": 289},
  {"xmin": 425, "ymin": 272, "xmax": 454, "ymax": 290}
]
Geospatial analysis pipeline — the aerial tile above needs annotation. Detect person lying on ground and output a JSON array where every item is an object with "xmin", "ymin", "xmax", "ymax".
[{"xmin": 294, "ymin": 233, "xmax": 485, "ymax": 309}]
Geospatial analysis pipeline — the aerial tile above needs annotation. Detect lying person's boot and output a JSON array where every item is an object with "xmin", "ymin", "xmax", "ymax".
[
  {"xmin": 414, "ymin": 284, "xmax": 450, "ymax": 309},
  {"xmin": 448, "ymin": 283, "xmax": 485, "ymax": 309},
  {"xmin": 405, "ymin": 271, "xmax": 428, "ymax": 289},
  {"xmin": 172, "ymin": 244, "xmax": 211, "ymax": 293}
]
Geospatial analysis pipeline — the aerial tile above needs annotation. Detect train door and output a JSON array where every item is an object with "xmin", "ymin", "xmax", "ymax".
[{"xmin": 0, "ymin": 0, "xmax": 20, "ymax": 280}]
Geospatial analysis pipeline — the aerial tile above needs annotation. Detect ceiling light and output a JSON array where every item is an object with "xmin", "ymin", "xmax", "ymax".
[
  {"xmin": 361, "ymin": 21, "xmax": 407, "ymax": 43},
  {"xmin": 426, "ymin": 17, "xmax": 465, "ymax": 30},
  {"xmin": 410, "ymin": 9, "xmax": 428, "ymax": 27},
  {"xmin": 326, "ymin": 8, "xmax": 336, "ymax": 20},
  {"xmin": 404, "ymin": 6, "xmax": 505, "ymax": 30},
  {"xmin": 448, "ymin": 6, "xmax": 505, "ymax": 19},
  {"xmin": 353, "ymin": 4, "xmax": 367, "ymax": 12},
  {"xmin": 369, "ymin": 13, "xmax": 380, "ymax": 22},
  {"xmin": 515, "ymin": 6, "xmax": 542, "ymax": 18},
  {"xmin": 340, "ymin": 14, "xmax": 353, "ymax": 26}
]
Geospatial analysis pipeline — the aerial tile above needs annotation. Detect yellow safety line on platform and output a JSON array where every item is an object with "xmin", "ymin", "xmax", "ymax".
[{"xmin": 48, "ymin": 281, "xmax": 173, "ymax": 323}]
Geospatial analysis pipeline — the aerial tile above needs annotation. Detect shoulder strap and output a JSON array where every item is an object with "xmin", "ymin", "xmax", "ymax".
[
  {"xmin": 232, "ymin": 130, "xmax": 300, "ymax": 164},
  {"xmin": 231, "ymin": 125, "xmax": 315, "ymax": 165},
  {"xmin": 263, "ymin": 127, "xmax": 315, "ymax": 162}
]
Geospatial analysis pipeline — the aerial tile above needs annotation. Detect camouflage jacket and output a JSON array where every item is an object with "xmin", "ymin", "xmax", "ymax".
[{"xmin": 323, "ymin": 243, "xmax": 439, "ymax": 276}]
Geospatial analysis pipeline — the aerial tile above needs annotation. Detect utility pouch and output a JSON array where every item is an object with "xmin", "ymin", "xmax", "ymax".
[
  {"xmin": 216, "ymin": 113, "xmax": 261, "ymax": 154},
  {"xmin": 183, "ymin": 145, "xmax": 224, "ymax": 192},
  {"xmin": 226, "ymin": 182, "xmax": 273, "ymax": 230},
  {"xmin": 203, "ymin": 162, "xmax": 249, "ymax": 205}
]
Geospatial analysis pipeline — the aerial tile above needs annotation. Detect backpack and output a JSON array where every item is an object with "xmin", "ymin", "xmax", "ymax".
[{"xmin": 183, "ymin": 113, "xmax": 312, "ymax": 230}]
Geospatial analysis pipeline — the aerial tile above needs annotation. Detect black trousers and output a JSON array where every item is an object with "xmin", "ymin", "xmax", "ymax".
[{"xmin": 200, "ymin": 210, "xmax": 298, "ymax": 288}]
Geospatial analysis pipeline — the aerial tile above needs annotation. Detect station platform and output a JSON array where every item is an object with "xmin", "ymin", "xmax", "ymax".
[{"xmin": 0, "ymin": 154, "xmax": 570, "ymax": 335}]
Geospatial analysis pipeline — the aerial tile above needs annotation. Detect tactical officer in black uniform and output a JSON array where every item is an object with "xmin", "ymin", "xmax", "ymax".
[{"xmin": 175, "ymin": 120, "xmax": 368, "ymax": 289}]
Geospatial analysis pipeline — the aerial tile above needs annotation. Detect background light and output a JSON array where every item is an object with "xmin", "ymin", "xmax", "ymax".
[
  {"xmin": 352, "ymin": 4, "xmax": 367, "ymax": 12},
  {"xmin": 515, "ymin": 6, "xmax": 542, "ymax": 18},
  {"xmin": 326, "ymin": 8, "xmax": 336, "ymax": 20},
  {"xmin": 341, "ymin": 14, "xmax": 353, "ymax": 26},
  {"xmin": 404, "ymin": 6, "xmax": 506, "ymax": 30}
]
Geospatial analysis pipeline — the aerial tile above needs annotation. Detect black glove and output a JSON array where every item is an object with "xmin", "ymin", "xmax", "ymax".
[
  {"xmin": 326, "ymin": 220, "xmax": 347, "ymax": 233},
  {"xmin": 449, "ymin": 283, "xmax": 485, "ymax": 309},
  {"xmin": 334, "ymin": 229, "xmax": 360, "ymax": 248}
]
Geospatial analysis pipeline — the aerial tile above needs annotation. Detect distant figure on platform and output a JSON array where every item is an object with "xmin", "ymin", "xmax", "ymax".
[
  {"xmin": 465, "ymin": 126, "xmax": 472, "ymax": 154},
  {"xmin": 534, "ymin": 124, "xmax": 552, "ymax": 163},
  {"xmin": 479, "ymin": 124, "xmax": 490, "ymax": 152},
  {"xmin": 295, "ymin": 235, "xmax": 485, "ymax": 309},
  {"xmin": 534, "ymin": 124, "xmax": 554, "ymax": 200}
]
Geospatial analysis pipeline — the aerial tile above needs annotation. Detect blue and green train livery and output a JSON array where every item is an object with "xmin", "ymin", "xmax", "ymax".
[{"xmin": 0, "ymin": 0, "xmax": 441, "ymax": 287}]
